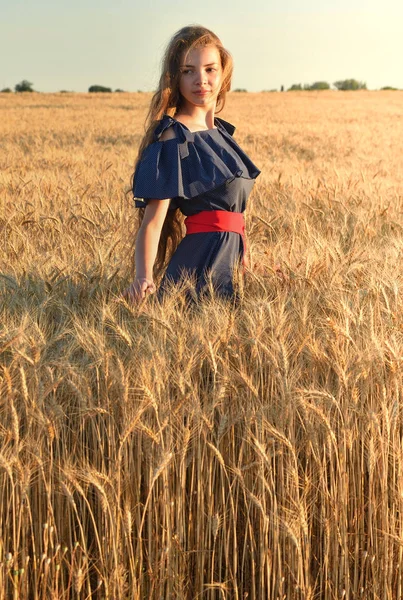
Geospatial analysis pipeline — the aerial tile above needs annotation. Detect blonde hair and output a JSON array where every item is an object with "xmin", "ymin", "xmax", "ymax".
[{"xmin": 131, "ymin": 25, "xmax": 234, "ymax": 281}]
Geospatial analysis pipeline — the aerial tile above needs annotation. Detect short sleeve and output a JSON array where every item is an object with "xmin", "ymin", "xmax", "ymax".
[
  {"xmin": 132, "ymin": 117, "xmax": 183, "ymax": 210},
  {"xmin": 132, "ymin": 142, "xmax": 180, "ymax": 210}
]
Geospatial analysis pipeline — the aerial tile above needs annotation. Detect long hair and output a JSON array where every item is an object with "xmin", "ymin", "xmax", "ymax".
[{"xmin": 130, "ymin": 25, "xmax": 233, "ymax": 281}]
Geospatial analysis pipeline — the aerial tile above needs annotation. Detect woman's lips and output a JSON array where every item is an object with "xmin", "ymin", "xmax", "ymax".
[{"xmin": 194, "ymin": 90, "xmax": 209, "ymax": 95}]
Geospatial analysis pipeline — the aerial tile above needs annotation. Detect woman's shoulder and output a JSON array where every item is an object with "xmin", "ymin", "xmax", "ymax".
[
  {"xmin": 152, "ymin": 114, "xmax": 178, "ymax": 143},
  {"xmin": 158, "ymin": 125, "xmax": 177, "ymax": 142}
]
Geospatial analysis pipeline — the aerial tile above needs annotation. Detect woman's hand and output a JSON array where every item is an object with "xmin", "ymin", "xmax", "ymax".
[{"xmin": 122, "ymin": 278, "xmax": 156, "ymax": 303}]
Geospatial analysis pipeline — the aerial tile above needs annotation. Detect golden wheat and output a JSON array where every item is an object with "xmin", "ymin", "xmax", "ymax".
[{"xmin": 1, "ymin": 90, "xmax": 403, "ymax": 598}]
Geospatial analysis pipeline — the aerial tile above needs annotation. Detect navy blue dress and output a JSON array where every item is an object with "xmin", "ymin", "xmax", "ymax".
[{"xmin": 132, "ymin": 113, "xmax": 261, "ymax": 303}]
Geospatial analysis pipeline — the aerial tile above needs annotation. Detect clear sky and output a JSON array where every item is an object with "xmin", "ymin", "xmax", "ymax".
[{"xmin": 1, "ymin": 0, "xmax": 403, "ymax": 93}]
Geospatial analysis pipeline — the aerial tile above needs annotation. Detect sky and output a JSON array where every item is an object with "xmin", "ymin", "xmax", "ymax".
[{"xmin": 1, "ymin": 0, "xmax": 403, "ymax": 93}]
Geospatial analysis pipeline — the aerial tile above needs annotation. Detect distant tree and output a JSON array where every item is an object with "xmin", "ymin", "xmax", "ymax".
[
  {"xmin": 15, "ymin": 80, "xmax": 34, "ymax": 92},
  {"xmin": 88, "ymin": 85, "xmax": 112, "ymax": 93},
  {"xmin": 233, "ymin": 88, "xmax": 247, "ymax": 92},
  {"xmin": 281, "ymin": 85, "xmax": 284, "ymax": 92},
  {"xmin": 309, "ymin": 81, "xmax": 330, "ymax": 90},
  {"xmin": 115, "ymin": 88, "xmax": 125, "ymax": 92},
  {"xmin": 288, "ymin": 81, "xmax": 330, "ymax": 91},
  {"xmin": 137, "ymin": 89, "xmax": 143, "ymax": 93},
  {"xmin": 1, "ymin": 87, "xmax": 12, "ymax": 93},
  {"xmin": 380, "ymin": 86, "xmax": 398, "ymax": 90},
  {"xmin": 333, "ymin": 79, "xmax": 367, "ymax": 91}
]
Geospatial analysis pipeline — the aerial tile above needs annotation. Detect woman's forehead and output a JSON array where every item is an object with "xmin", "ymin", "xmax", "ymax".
[{"xmin": 181, "ymin": 45, "xmax": 220, "ymax": 64}]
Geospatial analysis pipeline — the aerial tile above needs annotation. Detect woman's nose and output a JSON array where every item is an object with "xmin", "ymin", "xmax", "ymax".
[{"xmin": 195, "ymin": 69, "xmax": 208, "ymax": 84}]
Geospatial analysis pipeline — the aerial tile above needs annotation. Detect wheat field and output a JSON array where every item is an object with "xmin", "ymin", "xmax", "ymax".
[{"xmin": 1, "ymin": 90, "xmax": 403, "ymax": 599}]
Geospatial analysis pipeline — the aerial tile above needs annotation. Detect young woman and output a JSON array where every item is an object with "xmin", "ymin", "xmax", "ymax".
[{"xmin": 125, "ymin": 25, "xmax": 261, "ymax": 305}]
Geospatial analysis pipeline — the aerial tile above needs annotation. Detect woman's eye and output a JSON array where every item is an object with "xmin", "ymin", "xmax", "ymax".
[{"xmin": 181, "ymin": 68, "xmax": 217, "ymax": 75}]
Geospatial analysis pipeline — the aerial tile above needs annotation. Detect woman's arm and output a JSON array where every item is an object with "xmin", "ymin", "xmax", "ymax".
[
  {"xmin": 124, "ymin": 125, "xmax": 177, "ymax": 302},
  {"xmin": 123, "ymin": 198, "xmax": 171, "ymax": 302},
  {"xmin": 135, "ymin": 198, "xmax": 171, "ymax": 278}
]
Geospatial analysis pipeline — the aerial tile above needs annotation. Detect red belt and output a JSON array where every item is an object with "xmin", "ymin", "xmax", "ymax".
[{"xmin": 184, "ymin": 210, "xmax": 247, "ymax": 267}]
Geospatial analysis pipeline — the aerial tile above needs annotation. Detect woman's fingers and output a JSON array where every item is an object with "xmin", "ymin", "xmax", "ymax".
[
  {"xmin": 122, "ymin": 282, "xmax": 141, "ymax": 302},
  {"xmin": 147, "ymin": 281, "xmax": 157, "ymax": 294},
  {"xmin": 122, "ymin": 279, "xmax": 156, "ymax": 303}
]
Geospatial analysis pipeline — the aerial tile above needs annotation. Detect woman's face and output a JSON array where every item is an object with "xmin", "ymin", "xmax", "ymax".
[{"xmin": 178, "ymin": 45, "xmax": 223, "ymax": 111}]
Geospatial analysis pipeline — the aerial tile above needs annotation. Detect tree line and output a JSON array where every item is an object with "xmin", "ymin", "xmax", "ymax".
[
  {"xmin": 1, "ymin": 81, "xmax": 129, "ymax": 93},
  {"xmin": 1, "ymin": 79, "xmax": 400, "ymax": 94},
  {"xmin": 280, "ymin": 79, "xmax": 397, "ymax": 91}
]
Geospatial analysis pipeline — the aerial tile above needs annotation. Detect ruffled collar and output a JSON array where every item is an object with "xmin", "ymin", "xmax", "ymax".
[{"xmin": 133, "ymin": 112, "xmax": 260, "ymax": 202}]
